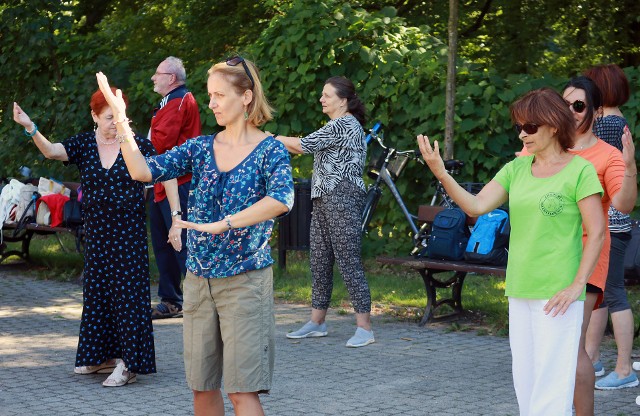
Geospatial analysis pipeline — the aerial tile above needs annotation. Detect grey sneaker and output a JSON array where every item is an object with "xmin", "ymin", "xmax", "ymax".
[
  {"xmin": 346, "ymin": 327, "xmax": 375, "ymax": 348},
  {"xmin": 593, "ymin": 360, "xmax": 605, "ymax": 377},
  {"xmin": 286, "ymin": 321, "xmax": 328, "ymax": 339}
]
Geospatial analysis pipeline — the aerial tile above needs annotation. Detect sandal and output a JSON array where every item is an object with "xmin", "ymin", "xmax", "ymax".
[
  {"xmin": 102, "ymin": 361, "xmax": 137, "ymax": 387},
  {"xmin": 151, "ymin": 301, "xmax": 183, "ymax": 319},
  {"xmin": 74, "ymin": 359, "xmax": 118, "ymax": 375}
]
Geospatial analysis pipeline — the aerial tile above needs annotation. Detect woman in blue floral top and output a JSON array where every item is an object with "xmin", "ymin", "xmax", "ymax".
[
  {"xmin": 276, "ymin": 76, "xmax": 375, "ymax": 348},
  {"xmin": 96, "ymin": 56, "xmax": 294, "ymax": 416}
]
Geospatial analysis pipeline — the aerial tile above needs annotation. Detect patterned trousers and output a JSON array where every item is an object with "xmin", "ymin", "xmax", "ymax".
[{"xmin": 309, "ymin": 180, "xmax": 371, "ymax": 313}]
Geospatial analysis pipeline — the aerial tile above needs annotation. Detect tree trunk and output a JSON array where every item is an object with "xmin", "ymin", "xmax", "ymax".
[{"xmin": 444, "ymin": 0, "xmax": 458, "ymax": 160}]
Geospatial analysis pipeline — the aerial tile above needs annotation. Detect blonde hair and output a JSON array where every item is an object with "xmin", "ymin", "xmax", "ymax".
[{"xmin": 207, "ymin": 58, "xmax": 273, "ymax": 126}]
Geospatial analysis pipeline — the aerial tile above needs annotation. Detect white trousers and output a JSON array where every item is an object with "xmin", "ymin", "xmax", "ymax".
[{"xmin": 508, "ymin": 297, "xmax": 583, "ymax": 416}]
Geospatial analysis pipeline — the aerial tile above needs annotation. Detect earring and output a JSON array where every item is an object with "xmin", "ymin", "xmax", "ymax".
[
  {"xmin": 244, "ymin": 111, "xmax": 249, "ymax": 120},
  {"xmin": 93, "ymin": 123, "xmax": 98, "ymax": 132}
]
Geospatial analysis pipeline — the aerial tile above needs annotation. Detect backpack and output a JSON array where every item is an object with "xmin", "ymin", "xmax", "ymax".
[
  {"xmin": 426, "ymin": 208, "xmax": 470, "ymax": 260},
  {"xmin": 464, "ymin": 209, "xmax": 510, "ymax": 266}
]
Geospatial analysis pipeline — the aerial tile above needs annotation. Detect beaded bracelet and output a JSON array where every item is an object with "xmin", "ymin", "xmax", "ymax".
[
  {"xmin": 115, "ymin": 133, "xmax": 129, "ymax": 143},
  {"xmin": 224, "ymin": 215, "xmax": 233, "ymax": 230},
  {"xmin": 114, "ymin": 117, "xmax": 130, "ymax": 125},
  {"xmin": 24, "ymin": 123, "xmax": 38, "ymax": 137}
]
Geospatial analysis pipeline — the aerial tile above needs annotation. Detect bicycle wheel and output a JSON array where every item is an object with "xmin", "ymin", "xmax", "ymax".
[{"xmin": 361, "ymin": 187, "xmax": 382, "ymax": 234}]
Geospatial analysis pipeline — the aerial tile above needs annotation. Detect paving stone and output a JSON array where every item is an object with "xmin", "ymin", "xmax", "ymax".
[{"xmin": 1, "ymin": 270, "xmax": 639, "ymax": 415}]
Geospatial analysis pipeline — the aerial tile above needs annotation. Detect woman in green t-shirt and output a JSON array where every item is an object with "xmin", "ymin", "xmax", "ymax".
[{"xmin": 417, "ymin": 87, "xmax": 606, "ymax": 416}]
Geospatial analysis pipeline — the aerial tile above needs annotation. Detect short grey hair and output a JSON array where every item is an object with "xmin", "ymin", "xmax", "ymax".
[{"xmin": 163, "ymin": 56, "xmax": 186, "ymax": 83}]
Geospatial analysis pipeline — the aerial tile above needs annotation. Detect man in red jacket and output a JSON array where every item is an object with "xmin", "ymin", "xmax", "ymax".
[{"xmin": 149, "ymin": 56, "xmax": 201, "ymax": 319}]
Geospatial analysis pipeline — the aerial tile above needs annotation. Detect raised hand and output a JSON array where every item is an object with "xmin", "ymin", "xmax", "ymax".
[
  {"xmin": 622, "ymin": 125, "xmax": 637, "ymax": 171},
  {"xmin": 13, "ymin": 102, "xmax": 34, "ymax": 130},
  {"xmin": 416, "ymin": 134, "xmax": 446, "ymax": 178},
  {"xmin": 95, "ymin": 72, "xmax": 128, "ymax": 122}
]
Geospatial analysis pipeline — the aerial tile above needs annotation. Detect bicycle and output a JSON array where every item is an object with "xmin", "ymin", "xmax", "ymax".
[{"xmin": 361, "ymin": 122, "xmax": 482, "ymax": 254}]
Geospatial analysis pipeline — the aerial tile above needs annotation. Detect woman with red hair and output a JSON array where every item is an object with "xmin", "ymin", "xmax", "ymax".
[{"xmin": 13, "ymin": 88, "xmax": 157, "ymax": 387}]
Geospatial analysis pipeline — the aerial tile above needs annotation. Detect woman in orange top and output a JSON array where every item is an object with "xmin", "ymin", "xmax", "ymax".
[{"xmin": 520, "ymin": 76, "xmax": 637, "ymax": 415}]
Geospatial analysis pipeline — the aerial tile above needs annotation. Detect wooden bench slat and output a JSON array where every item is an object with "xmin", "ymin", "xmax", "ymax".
[
  {"xmin": 417, "ymin": 205, "xmax": 478, "ymax": 225},
  {"xmin": 377, "ymin": 256, "xmax": 506, "ymax": 277}
]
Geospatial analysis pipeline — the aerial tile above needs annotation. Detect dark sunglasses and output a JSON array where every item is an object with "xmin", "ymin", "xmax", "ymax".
[
  {"xmin": 226, "ymin": 55, "xmax": 255, "ymax": 89},
  {"xmin": 567, "ymin": 100, "xmax": 586, "ymax": 113},
  {"xmin": 514, "ymin": 123, "xmax": 539, "ymax": 135}
]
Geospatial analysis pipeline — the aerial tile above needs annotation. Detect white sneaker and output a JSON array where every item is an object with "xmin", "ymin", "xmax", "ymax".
[
  {"xmin": 286, "ymin": 321, "xmax": 328, "ymax": 339},
  {"xmin": 346, "ymin": 327, "xmax": 375, "ymax": 348}
]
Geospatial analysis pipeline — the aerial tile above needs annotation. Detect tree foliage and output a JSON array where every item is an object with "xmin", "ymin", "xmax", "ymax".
[
  {"xmin": 369, "ymin": 0, "xmax": 640, "ymax": 75},
  {"xmin": 1, "ymin": 0, "xmax": 640, "ymax": 255}
]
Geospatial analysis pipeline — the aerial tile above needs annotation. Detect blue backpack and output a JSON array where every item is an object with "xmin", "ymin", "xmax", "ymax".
[
  {"xmin": 464, "ymin": 209, "xmax": 510, "ymax": 266},
  {"xmin": 426, "ymin": 208, "xmax": 470, "ymax": 261}
]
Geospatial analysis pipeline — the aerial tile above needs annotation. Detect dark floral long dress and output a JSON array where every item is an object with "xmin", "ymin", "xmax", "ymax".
[{"xmin": 64, "ymin": 131, "xmax": 156, "ymax": 374}]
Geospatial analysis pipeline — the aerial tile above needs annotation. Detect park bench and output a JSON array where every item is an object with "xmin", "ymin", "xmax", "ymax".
[
  {"xmin": 1, "ymin": 181, "xmax": 83, "ymax": 263},
  {"xmin": 377, "ymin": 205, "xmax": 506, "ymax": 326}
]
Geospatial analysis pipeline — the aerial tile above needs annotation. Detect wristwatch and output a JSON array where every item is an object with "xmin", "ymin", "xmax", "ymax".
[{"xmin": 171, "ymin": 210, "xmax": 182, "ymax": 217}]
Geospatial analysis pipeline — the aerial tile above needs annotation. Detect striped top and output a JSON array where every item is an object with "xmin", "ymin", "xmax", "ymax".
[{"xmin": 300, "ymin": 115, "xmax": 366, "ymax": 199}]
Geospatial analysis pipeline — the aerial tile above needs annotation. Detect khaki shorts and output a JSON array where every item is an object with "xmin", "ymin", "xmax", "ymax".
[{"xmin": 183, "ymin": 268, "xmax": 275, "ymax": 393}]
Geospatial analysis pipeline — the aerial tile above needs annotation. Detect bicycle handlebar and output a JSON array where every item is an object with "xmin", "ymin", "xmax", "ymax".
[
  {"xmin": 365, "ymin": 121, "xmax": 383, "ymax": 145},
  {"xmin": 366, "ymin": 122, "xmax": 423, "ymax": 163}
]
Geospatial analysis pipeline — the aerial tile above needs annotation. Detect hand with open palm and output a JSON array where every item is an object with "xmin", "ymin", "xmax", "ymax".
[{"xmin": 96, "ymin": 72, "xmax": 128, "ymax": 123}]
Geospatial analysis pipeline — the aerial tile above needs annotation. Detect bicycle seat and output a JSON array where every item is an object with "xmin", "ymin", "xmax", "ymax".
[{"xmin": 444, "ymin": 159, "xmax": 464, "ymax": 171}]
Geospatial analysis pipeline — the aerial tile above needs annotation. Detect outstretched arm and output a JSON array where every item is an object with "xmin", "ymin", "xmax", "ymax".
[
  {"xmin": 13, "ymin": 103, "xmax": 68, "ymax": 161},
  {"xmin": 417, "ymin": 134, "xmax": 507, "ymax": 216},
  {"xmin": 274, "ymin": 135, "xmax": 304, "ymax": 154},
  {"xmin": 611, "ymin": 125, "xmax": 637, "ymax": 213},
  {"xmin": 173, "ymin": 196, "xmax": 288, "ymax": 235},
  {"xmin": 96, "ymin": 72, "xmax": 152, "ymax": 182}
]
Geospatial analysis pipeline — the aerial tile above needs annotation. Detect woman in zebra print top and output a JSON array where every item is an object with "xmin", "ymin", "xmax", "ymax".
[{"xmin": 276, "ymin": 76, "xmax": 375, "ymax": 348}]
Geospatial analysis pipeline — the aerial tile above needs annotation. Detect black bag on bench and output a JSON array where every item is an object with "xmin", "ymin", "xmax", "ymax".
[
  {"xmin": 63, "ymin": 199, "xmax": 82, "ymax": 227},
  {"xmin": 426, "ymin": 208, "xmax": 470, "ymax": 260}
]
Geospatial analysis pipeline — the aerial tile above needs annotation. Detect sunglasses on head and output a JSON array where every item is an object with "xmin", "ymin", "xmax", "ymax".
[
  {"xmin": 514, "ymin": 123, "xmax": 539, "ymax": 135},
  {"xmin": 567, "ymin": 100, "xmax": 586, "ymax": 113},
  {"xmin": 226, "ymin": 55, "xmax": 255, "ymax": 90}
]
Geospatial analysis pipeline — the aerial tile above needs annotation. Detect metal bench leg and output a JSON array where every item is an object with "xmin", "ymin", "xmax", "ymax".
[
  {"xmin": 417, "ymin": 269, "xmax": 468, "ymax": 326},
  {"xmin": 21, "ymin": 231, "xmax": 34, "ymax": 260},
  {"xmin": 451, "ymin": 271, "xmax": 467, "ymax": 315},
  {"xmin": 54, "ymin": 232, "xmax": 69, "ymax": 253},
  {"xmin": 0, "ymin": 230, "xmax": 34, "ymax": 263},
  {"xmin": 418, "ymin": 268, "xmax": 436, "ymax": 326}
]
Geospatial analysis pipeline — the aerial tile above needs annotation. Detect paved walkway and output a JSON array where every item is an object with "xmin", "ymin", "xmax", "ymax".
[{"xmin": 0, "ymin": 268, "xmax": 638, "ymax": 415}]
